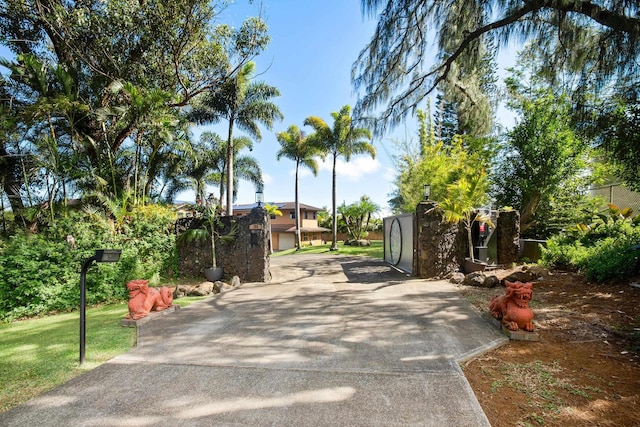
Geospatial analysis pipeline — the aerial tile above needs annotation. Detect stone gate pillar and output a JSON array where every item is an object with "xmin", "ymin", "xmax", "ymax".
[
  {"xmin": 496, "ymin": 209, "xmax": 520, "ymax": 266},
  {"xmin": 415, "ymin": 201, "xmax": 467, "ymax": 278}
]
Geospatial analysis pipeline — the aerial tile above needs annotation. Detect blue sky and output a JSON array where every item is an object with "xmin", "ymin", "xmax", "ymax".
[
  {"xmin": 199, "ymin": 0, "xmax": 519, "ymax": 215},
  {"xmin": 193, "ymin": 1, "xmax": 392, "ymax": 213}
]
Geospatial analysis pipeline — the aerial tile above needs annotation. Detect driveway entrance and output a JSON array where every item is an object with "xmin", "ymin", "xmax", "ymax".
[{"xmin": 0, "ymin": 254, "xmax": 505, "ymax": 426}]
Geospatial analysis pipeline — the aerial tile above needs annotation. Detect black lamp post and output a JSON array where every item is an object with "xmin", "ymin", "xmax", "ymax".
[
  {"xmin": 423, "ymin": 184, "xmax": 431, "ymax": 201},
  {"xmin": 79, "ymin": 249, "xmax": 121, "ymax": 365}
]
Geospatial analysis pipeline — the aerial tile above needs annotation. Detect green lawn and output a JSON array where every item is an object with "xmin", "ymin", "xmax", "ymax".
[
  {"xmin": 0, "ymin": 243, "xmax": 384, "ymax": 414},
  {"xmin": 271, "ymin": 240, "xmax": 383, "ymax": 259},
  {"xmin": 0, "ymin": 295, "xmax": 206, "ymax": 414}
]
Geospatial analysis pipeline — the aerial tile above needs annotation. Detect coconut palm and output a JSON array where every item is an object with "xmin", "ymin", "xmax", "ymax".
[
  {"xmin": 304, "ymin": 105, "xmax": 375, "ymax": 251},
  {"xmin": 276, "ymin": 124, "xmax": 321, "ymax": 250},
  {"xmin": 264, "ymin": 203, "xmax": 282, "ymax": 254},
  {"xmin": 188, "ymin": 62, "xmax": 282, "ymax": 214}
]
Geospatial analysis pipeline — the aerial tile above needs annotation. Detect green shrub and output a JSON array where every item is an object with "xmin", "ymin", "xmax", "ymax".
[
  {"xmin": 0, "ymin": 204, "xmax": 178, "ymax": 321},
  {"xmin": 540, "ymin": 219, "xmax": 640, "ymax": 282}
]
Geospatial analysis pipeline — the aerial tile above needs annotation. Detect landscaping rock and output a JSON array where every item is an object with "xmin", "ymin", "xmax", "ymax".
[
  {"xmin": 449, "ymin": 272, "xmax": 466, "ymax": 284},
  {"xmin": 462, "ymin": 271, "xmax": 487, "ymax": 287},
  {"xmin": 502, "ymin": 270, "xmax": 538, "ymax": 283},
  {"xmin": 193, "ymin": 282, "xmax": 214, "ymax": 296},
  {"xmin": 218, "ymin": 282, "xmax": 234, "ymax": 292},
  {"xmin": 483, "ymin": 275, "xmax": 500, "ymax": 288},
  {"xmin": 355, "ymin": 239, "xmax": 371, "ymax": 247},
  {"xmin": 231, "ymin": 276, "xmax": 241, "ymax": 287},
  {"xmin": 526, "ymin": 264, "xmax": 549, "ymax": 277},
  {"xmin": 174, "ymin": 285, "xmax": 193, "ymax": 298}
]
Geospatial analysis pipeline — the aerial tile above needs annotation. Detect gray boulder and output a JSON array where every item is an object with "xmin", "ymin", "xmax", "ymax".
[
  {"xmin": 449, "ymin": 272, "xmax": 466, "ymax": 284},
  {"xmin": 483, "ymin": 275, "xmax": 500, "ymax": 288},
  {"xmin": 462, "ymin": 272, "xmax": 486, "ymax": 287}
]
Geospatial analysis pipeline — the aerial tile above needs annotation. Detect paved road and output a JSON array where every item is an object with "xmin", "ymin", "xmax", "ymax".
[{"xmin": 0, "ymin": 254, "xmax": 506, "ymax": 426}]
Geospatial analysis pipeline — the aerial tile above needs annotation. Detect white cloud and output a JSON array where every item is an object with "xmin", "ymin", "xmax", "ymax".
[
  {"xmin": 383, "ymin": 166, "xmax": 396, "ymax": 182},
  {"xmin": 318, "ymin": 156, "xmax": 381, "ymax": 180},
  {"xmin": 263, "ymin": 173, "xmax": 273, "ymax": 185}
]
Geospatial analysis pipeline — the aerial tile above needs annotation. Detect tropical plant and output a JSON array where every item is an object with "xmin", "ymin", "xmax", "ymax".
[
  {"xmin": 264, "ymin": 203, "xmax": 282, "ymax": 254},
  {"xmin": 188, "ymin": 62, "xmax": 282, "ymax": 214},
  {"xmin": 492, "ymin": 72, "xmax": 589, "ymax": 235},
  {"xmin": 540, "ymin": 205, "xmax": 640, "ymax": 281},
  {"xmin": 178, "ymin": 204, "xmax": 237, "ymax": 270},
  {"xmin": 439, "ymin": 174, "xmax": 492, "ymax": 263},
  {"xmin": 338, "ymin": 195, "xmax": 380, "ymax": 241},
  {"xmin": 0, "ymin": 1, "xmax": 269, "ymax": 221},
  {"xmin": 304, "ymin": 105, "xmax": 375, "ymax": 251},
  {"xmin": 276, "ymin": 124, "xmax": 321, "ymax": 250}
]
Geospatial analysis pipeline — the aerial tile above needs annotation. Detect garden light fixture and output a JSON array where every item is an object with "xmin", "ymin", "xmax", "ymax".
[
  {"xmin": 423, "ymin": 184, "xmax": 431, "ymax": 200},
  {"xmin": 79, "ymin": 249, "xmax": 121, "ymax": 365}
]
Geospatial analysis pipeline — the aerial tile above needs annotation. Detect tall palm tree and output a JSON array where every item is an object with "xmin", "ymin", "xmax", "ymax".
[
  {"xmin": 163, "ymin": 133, "xmax": 263, "ymax": 205},
  {"xmin": 304, "ymin": 105, "xmax": 375, "ymax": 251},
  {"xmin": 276, "ymin": 125, "xmax": 321, "ymax": 250},
  {"xmin": 188, "ymin": 62, "xmax": 282, "ymax": 214},
  {"xmin": 264, "ymin": 203, "xmax": 282, "ymax": 254}
]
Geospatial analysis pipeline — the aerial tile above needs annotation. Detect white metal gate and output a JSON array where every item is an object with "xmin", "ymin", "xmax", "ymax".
[{"xmin": 383, "ymin": 214, "xmax": 415, "ymax": 274}]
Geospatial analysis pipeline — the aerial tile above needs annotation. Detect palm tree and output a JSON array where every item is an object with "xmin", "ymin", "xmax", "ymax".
[
  {"xmin": 276, "ymin": 125, "xmax": 321, "ymax": 250},
  {"xmin": 163, "ymin": 132, "xmax": 262, "ymax": 206},
  {"xmin": 264, "ymin": 203, "xmax": 282, "ymax": 254},
  {"xmin": 188, "ymin": 62, "xmax": 282, "ymax": 214},
  {"xmin": 304, "ymin": 105, "xmax": 375, "ymax": 251}
]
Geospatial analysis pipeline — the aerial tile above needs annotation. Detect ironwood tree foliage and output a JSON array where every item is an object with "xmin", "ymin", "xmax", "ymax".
[
  {"xmin": 354, "ymin": 0, "xmax": 640, "ymax": 133},
  {"xmin": 0, "ymin": 0, "xmax": 269, "ymax": 214}
]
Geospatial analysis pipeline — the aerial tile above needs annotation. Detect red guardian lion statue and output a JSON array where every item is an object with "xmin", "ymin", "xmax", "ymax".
[
  {"xmin": 125, "ymin": 279, "xmax": 174, "ymax": 320},
  {"xmin": 489, "ymin": 280, "xmax": 535, "ymax": 332}
]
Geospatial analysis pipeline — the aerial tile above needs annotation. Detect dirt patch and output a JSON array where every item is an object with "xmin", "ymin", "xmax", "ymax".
[{"xmin": 458, "ymin": 270, "xmax": 640, "ymax": 427}]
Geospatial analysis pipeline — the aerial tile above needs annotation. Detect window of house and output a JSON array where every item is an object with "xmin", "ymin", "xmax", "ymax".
[
  {"xmin": 304, "ymin": 211, "xmax": 309, "ymax": 219},
  {"xmin": 289, "ymin": 211, "xmax": 295, "ymax": 219}
]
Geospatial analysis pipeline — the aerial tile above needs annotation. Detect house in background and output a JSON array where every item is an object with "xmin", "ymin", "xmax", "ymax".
[{"xmin": 233, "ymin": 202, "xmax": 329, "ymax": 251}]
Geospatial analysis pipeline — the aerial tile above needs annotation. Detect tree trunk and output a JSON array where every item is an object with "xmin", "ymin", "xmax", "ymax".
[
  {"xmin": 225, "ymin": 118, "xmax": 234, "ymax": 215},
  {"xmin": 0, "ymin": 146, "xmax": 26, "ymax": 214},
  {"xmin": 330, "ymin": 152, "xmax": 338, "ymax": 251},
  {"xmin": 295, "ymin": 161, "xmax": 302, "ymax": 250}
]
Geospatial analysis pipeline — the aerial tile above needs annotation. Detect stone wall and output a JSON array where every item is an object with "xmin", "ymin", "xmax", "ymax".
[
  {"xmin": 496, "ymin": 209, "xmax": 520, "ymax": 265},
  {"xmin": 176, "ymin": 207, "xmax": 270, "ymax": 282},
  {"xmin": 414, "ymin": 203, "xmax": 521, "ymax": 278},
  {"xmin": 415, "ymin": 201, "xmax": 467, "ymax": 278}
]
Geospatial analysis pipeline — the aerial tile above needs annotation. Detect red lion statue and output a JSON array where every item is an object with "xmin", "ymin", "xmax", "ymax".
[
  {"xmin": 125, "ymin": 279, "xmax": 174, "ymax": 320},
  {"xmin": 489, "ymin": 280, "xmax": 534, "ymax": 332}
]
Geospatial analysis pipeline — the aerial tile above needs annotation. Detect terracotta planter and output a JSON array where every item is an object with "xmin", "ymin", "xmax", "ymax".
[
  {"xmin": 464, "ymin": 258, "xmax": 487, "ymax": 274},
  {"xmin": 204, "ymin": 267, "xmax": 224, "ymax": 282}
]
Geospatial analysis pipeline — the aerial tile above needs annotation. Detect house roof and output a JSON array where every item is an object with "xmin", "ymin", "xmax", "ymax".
[
  {"xmin": 271, "ymin": 224, "xmax": 331, "ymax": 233},
  {"xmin": 233, "ymin": 202, "xmax": 324, "ymax": 212}
]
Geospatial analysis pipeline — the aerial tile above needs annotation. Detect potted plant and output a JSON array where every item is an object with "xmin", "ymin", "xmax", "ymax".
[
  {"xmin": 439, "ymin": 176, "xmax": 493, "ymax": 273},
  {"xmin": 179, "ymin": 204, "xmax": 237, "ymax": 281}
]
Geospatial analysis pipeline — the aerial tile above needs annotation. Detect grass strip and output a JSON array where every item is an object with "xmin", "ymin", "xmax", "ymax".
[{"xmin": 271, "ymin": 240, "xmax": 383, "ymax": 259}]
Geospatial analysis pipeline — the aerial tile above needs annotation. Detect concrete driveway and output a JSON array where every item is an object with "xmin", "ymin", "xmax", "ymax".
[{"xmin": 0, "ymin": 254, "xmax": 506, "ymax": 426}]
